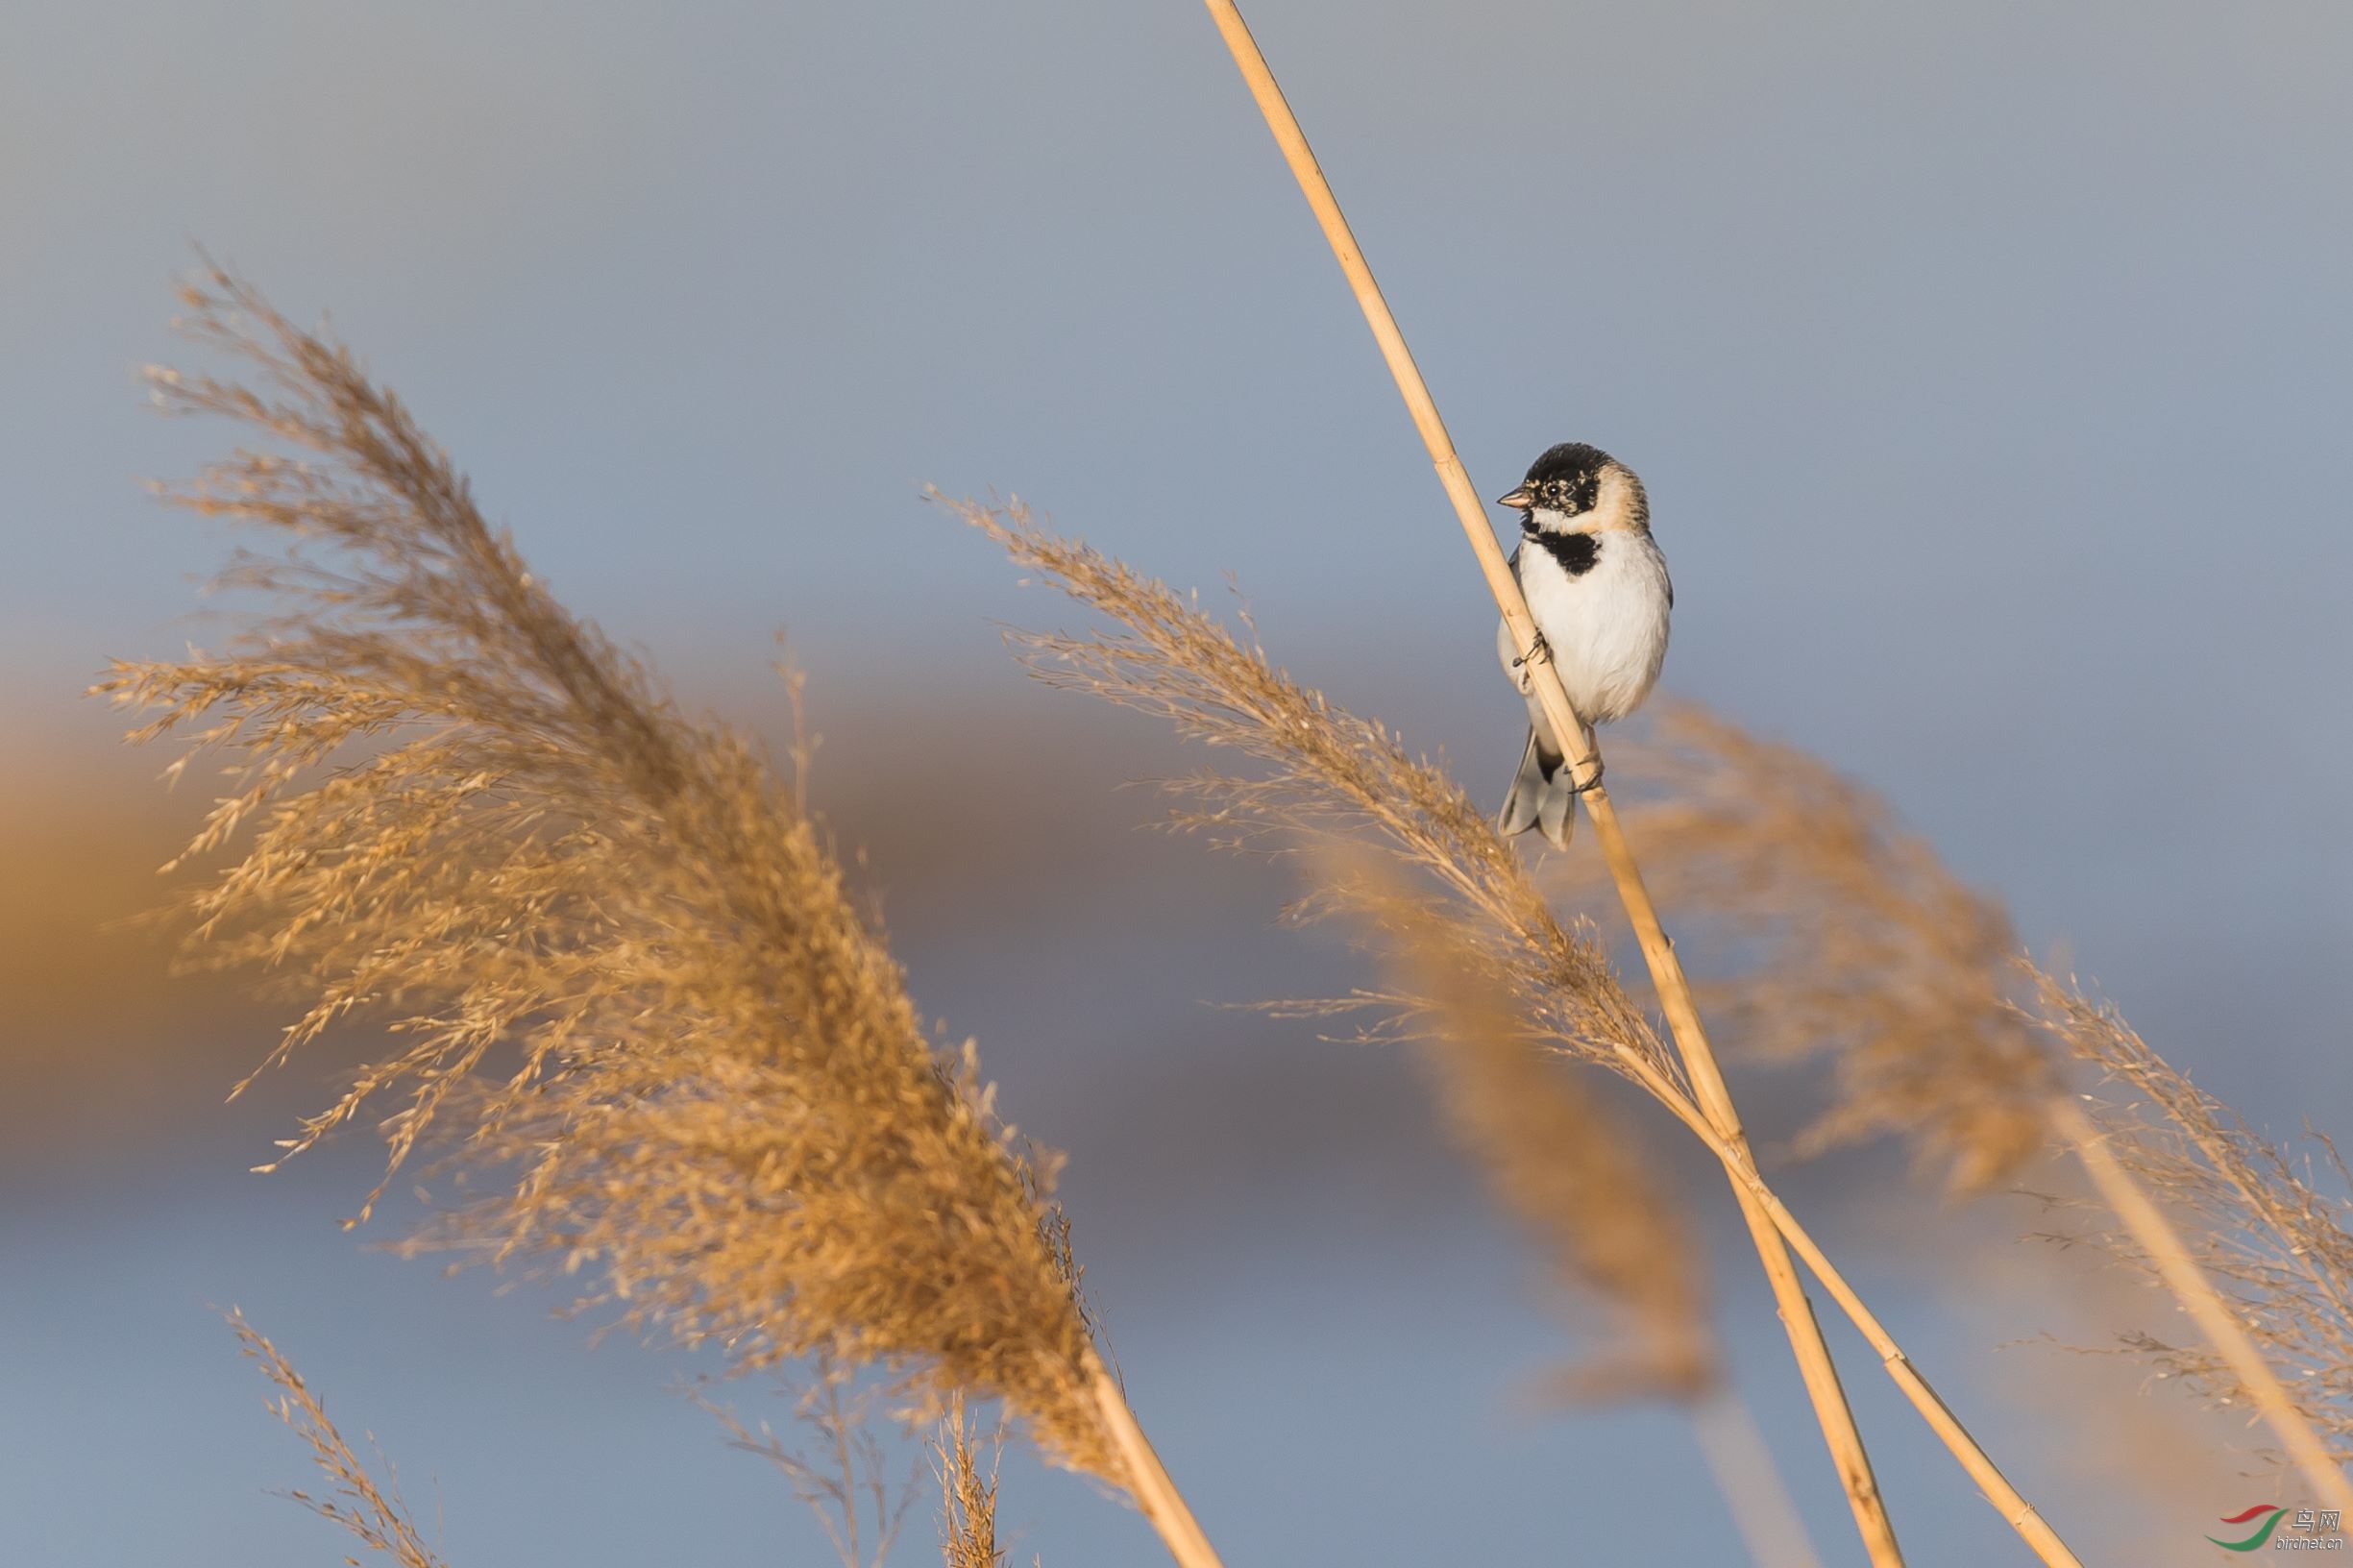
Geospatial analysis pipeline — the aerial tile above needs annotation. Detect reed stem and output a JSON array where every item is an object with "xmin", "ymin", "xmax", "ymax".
[
  {"xmin": 1193, "ymin": 3, "xmax": 1905, "ymax": 1560},
  {"xmin": 2048, "ymin": 1096, "xmax": 2353, "ymax": 1514},
  {"xmin": 1088, "ymin": 1363, "xmax": 1227, "ymax": 1568}
]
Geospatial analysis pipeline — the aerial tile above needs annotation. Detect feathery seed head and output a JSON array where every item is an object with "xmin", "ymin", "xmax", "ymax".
[{"xmin": 108, "ymin": 273, "xmax": 1123, "ymax": 1483}]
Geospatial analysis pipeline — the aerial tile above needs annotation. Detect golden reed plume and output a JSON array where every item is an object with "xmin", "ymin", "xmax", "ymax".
[{"xmin": 104, "ymin": 272, "xmax": 1221, "ymax": 1567}]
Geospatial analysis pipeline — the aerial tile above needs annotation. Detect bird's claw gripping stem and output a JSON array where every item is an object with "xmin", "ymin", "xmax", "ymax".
[{"xmin": 1511, "ymin": 629, "xmax": 1601, "ymax": 792}]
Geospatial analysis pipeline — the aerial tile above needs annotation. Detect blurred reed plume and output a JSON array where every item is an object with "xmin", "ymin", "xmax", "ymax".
[
  {"xmin": 1346, "ymin": 860, "xmax": 1821, "ymax": 1568},
  {"xmin": 1565, "ymin": 703, "xmax": 2060, "ymax": 1193},
  {"xmin": 1587, "ymin": 703, "xmax": 2353, "ymax": 1498},
  {"xmin": 229, "ymin": 1311, "xmax": 451, "ymax": 1568},
  {"xmin": 1339, "ymin": 855, "xmax": 1714, "ymax": 1404},
  {"xmin": 100, "ymin": 273, "xmax": 1230, "ymax": 1550},
  {"xmin": 694, "ymin": 1373, "xmax": 915, "ymax": 1568},
  {"xmin": 934, "ymin": 1394, "xmax": 1006, "ymax": 1568}
]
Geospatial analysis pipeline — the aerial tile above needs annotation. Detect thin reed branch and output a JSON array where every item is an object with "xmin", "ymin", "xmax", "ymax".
[
  {"xmin": 230, "ymin": 1310, "xmax": 451, "ymax": 1568},
  {"xmin": 693, "ymin": 1371, "xmax": 917, "ymax": 1568},
  {"xmin": 1186, "ymin": 10, "xmax": 2329, "ymax": 1528}
]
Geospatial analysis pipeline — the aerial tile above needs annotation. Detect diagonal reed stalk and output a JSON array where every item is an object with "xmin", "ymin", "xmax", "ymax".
[
  {"xmin": 1189, "ymin": 3, "xmax": 1915, "ymax": 1560},
  {"xmin": 1192, "ymin": 5, "xmax": 2084, "ymax": 1562}
]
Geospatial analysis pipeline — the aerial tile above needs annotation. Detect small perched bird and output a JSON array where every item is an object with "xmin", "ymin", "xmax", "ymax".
[{"xmin": 1494, "ymin": 442, "xmax": 1672, "ymax": 848}]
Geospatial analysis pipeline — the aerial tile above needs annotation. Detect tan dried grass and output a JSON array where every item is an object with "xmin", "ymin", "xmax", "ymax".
[
  {"xmin": 230, "ymin": 1311, "xmax": 451, "ymax": 1568},
  {"xmin": 101, "ymin": 273, "xmax": 1223, "ymax": 1556},
  {"xmin": 935, "ymin": 1393, "xmax": 1007, "ymax": 1568}
]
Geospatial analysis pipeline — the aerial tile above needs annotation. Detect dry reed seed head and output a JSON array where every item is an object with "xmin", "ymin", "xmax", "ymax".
[
  {"xmin": 111, "ymin": 272, "xmax": 1123, "ymax": 1485},
  {"xmin": 944, "ymin": 495, "xmax": 1679, "ymax": 1094},
  {"xmin": 1540, "ymin": 701, "xmax": 2060, "ymax": 1193},
  {"xmin": 1341, "ymin": 857, "xmax": 1718, "ymax": 1405},
  {"xmin": 2028, "ymin": 973, "xmax": 2353, "ymax": 1461},
  {"xmin": 228, "ymin": 1311, "xmax": 452, "ymax": 1568},
  {"xmin": 935, "ymin": 1393, "xmax": 1007, "ymax": 1568}
]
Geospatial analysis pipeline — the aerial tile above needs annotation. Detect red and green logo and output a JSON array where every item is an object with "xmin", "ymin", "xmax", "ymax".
[{"xmin": 2209, "ymin": 1505, "xmax": 2288, "ymax": 1552}]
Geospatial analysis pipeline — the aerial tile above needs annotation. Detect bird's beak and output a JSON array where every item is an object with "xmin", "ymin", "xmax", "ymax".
[{"xmin": 1495, "ymin": 485, "xmax": 1534, "ymax": 510}]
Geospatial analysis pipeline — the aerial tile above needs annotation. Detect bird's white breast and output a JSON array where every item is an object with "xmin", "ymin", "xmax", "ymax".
[{"xmin": 1497, "ymin": 531, "xmax": 1672, "ymax": 726}]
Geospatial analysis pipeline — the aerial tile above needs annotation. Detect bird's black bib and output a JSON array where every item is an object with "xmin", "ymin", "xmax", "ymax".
[{"xmin": 1526, "ymin": 529, "xmax": 1600, "ymax": 577}]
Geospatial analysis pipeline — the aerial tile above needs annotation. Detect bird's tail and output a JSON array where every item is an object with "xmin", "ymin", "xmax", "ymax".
[{"xmin": 1498, "ymin": 725, "xmax": 1576, "ymax": 848}]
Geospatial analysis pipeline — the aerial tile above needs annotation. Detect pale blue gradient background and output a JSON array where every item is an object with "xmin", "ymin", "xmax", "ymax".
[{"xmin": 3, "ymin": 3, "xmax": 2349, "ymax": 1563}]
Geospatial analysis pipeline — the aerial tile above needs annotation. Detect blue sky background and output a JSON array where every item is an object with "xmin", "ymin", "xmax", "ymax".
[{"xmin": 4, "ymin": 3, "xmax": 2349, "ymax": 1564}]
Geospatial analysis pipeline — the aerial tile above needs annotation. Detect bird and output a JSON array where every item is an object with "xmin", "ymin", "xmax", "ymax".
[{"xmin": 1494, "ymin": 441, "xmax": 1672, "ymax": 848}]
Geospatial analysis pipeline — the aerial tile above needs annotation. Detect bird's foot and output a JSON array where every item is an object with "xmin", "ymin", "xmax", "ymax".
[
  {"xmin": 1565, "ymin": 756, "xmax": 1605, "ymax": 795},
  {"xmin": 1511, "ymin": 630, "xmax": 1551, "ymax": 693}
]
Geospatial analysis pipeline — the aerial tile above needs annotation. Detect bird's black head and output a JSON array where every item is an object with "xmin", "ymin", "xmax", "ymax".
[
  {"xmin": 1497, "ymin": 443, "xmax": 1609, "ymax": 517},
  {"xmin": 1494, "ymin": 442, "xmax": 1646, "ymax": 534}
]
